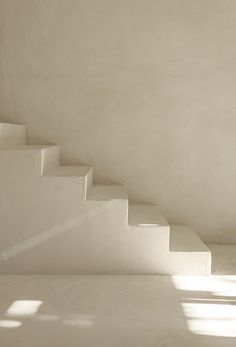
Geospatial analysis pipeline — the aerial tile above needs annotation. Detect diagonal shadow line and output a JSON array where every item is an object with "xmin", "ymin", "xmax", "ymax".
[{"xmin": 0, "ymin": 202, "xmax": 112, "ymax": 262}]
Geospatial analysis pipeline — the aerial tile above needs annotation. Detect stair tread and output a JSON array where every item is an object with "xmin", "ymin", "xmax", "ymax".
[
  {"xmin": 0, "ymin": 144, "xmax": 58, "ymax": 151},
  {"xmin": 170, "ymin": 225, "xmax": 210, "ymax": 252},
  {"xmin": 46, "ymin": 166, "xmax": 92, "ymax": 177},
  {"xmin": 87, "ymin": 185, "xmax": 127, "ymax": 201},
  {"xmin": 0, "ymin": 123, "xmax": 25, "ymax": 128},
  {"xmin": 129, "ymin": 204, "xmax": 169, "ymax": 227}
]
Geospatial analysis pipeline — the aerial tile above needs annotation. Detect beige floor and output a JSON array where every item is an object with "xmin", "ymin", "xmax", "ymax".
[{"xmin": 0, "ymin": 246, "xmax": 235, "ymax": 347}]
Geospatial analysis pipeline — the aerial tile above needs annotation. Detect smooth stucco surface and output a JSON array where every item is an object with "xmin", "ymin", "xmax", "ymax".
[
  {"xmin": 0, "ymin": 0, "xmax": 236, "ymax": 242},
  {"xmin": 1, "ymin": 274, "xmax": 236, "ymax": 347}
]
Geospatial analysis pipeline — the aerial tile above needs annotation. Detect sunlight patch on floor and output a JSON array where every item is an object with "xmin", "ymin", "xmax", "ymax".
[
  {"xmin": 0, "ymin": 320, "xmax": 22, "ymax": 328},
  {"xmin": 187, "ymin": 318, "xmax": 236, "ymax": 338},
  {"xmin": 172, "ymin": 275, "xmax": 236, "ymax": 338},
  {"xmin": 6, "ymin": 300, "xmax": 43, "ymax": 317},
  {"xmin": 0, "ymin": 298, "xmax": 95, "ymax": 330},
  {"xmin": 63, "ymin": 314, "xmax": 95, "ymax": 328}
]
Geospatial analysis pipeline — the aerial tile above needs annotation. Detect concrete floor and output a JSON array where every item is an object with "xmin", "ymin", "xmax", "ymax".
[{"xmin": 0, "ymin": 246, "xmax": 235, "ymax": 347}]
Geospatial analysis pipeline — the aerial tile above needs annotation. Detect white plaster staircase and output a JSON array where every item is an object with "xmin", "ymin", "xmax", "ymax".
[{"xmin": 0, "ymin": 122, "xmax": 211, "ymax": 275}]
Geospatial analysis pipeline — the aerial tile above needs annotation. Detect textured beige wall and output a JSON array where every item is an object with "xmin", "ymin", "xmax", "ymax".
[
  {"xmin": 0, "ymin": 8, "xmax": 15, "ymax": 122},
  {"xmin": 0, "ymin": 0, "xmax": 236, "ymax": 243}
]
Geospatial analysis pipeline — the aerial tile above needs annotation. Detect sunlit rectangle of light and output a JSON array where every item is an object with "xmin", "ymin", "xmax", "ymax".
[
  {"xmin": 183, "ymin": 298, "xmax": 234, "ymax": 303},
  {"xmin": 187, "ymin": 318, "xmax": 236, "ymax": 337},
  {"xmin": 212, "ymin": 277, "xmax": 236, "ymax": 297},
  {"xmin": 182, "ymin": 303, "xmax": 236, "ymax": 320},
  {"xmin": 6, "ymin": 300, "xmax": 43, "ymax": 317},
  {"xmin": 172, "ymin": 276, "xmax": 214, "ymax": 292}
]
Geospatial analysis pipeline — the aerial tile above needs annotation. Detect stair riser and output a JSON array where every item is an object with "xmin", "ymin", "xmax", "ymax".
[
  {"xmin": 41, "ymin": 177, "xmax": 90, "ymax": 200},
  {"xmin": 85, "ymin": 200, "xmax": 129, "ymax": 226},
  {"xmin": 41, "ymin": 146, "xmax": 60, "ymax": 173},
  {"xmin": 167, "ymin": 252, "xmax": 212, "ymax": 275},
  {"xmin": 43, "ymin": 169, "xmax": 93, "ymax": 200},
  {"xmin": 0, "ymin": 150, "xmax": 42, "ymax": 176},
  {"xmin": 0, "ymin": 124, "xmax": 26, "ymax": 146},
  {"xmin": 85, "ymin": 168, "xmax": 94, "ymax": 198},
  {"xmin": 0, "ymin": 147, "xmax": 60, "ymax": 176}
]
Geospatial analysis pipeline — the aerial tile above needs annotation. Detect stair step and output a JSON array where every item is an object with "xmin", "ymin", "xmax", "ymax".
[
  {"xmin": 169, "ymin": 225, "xmax": 211, "ymax": 275},
  {"xmin": 0, "ymin": 144, "xmax": 56, "ymax": 151},
  {"xmin": 43, "ymin": 165, "xmax": 93, "ymax": 199},
  {"xmin": 170, "ymin": 225, "xmax": 210, "ymax": 252},
  {"xmin": 0, "ymin": 144, "xmax": 60, "ymax": 173},
  {"xmin": 45, "ymin": 166, "xmax": 92, "ymax": 177},
  {"xmin": 0, "ymin": 123, "xmax": 26, "ymax": 146},
  {"xmin": 129, "ymin": 204, "xmax": 169, "ymax": 227},
  {"xmin": 207, "ymin": 244, "xmax": 236, "ymax": 275},
  {"xmin": 87, "ymin": 185, "xmax": 127, "ymax": 201}
]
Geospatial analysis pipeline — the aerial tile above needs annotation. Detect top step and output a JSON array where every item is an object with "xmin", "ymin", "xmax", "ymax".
[
  {"xmin": 129, "ymin": 204, "xmax": 169, "ymax": 227},
  {"xmin": 170, "ymin": 225, "xmax": 210, "ymax": 252},
  {"xmin": 0, "ymin": 123, "xmax": 26, "ymax": 146}
]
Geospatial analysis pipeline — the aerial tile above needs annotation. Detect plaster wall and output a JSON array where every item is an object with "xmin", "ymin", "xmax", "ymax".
[{"xmin": 0, "ymin": 0, "xmax": 236, "ymax": 243}]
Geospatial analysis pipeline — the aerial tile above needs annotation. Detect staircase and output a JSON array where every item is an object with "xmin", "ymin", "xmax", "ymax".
[{"xmin": 0, "ymin": 123, "xmax": 211, "ymax": 275}]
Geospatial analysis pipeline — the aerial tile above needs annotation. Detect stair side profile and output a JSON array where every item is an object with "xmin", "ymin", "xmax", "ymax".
[{"xmin": 0, "ymin": 122, "xmax": 211, "ymax": 275}]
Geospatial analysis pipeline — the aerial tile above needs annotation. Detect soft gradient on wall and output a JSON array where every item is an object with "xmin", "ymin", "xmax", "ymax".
[{"xmin": 0, "ymin": 0, "xmax": 236, "ymax": 243}]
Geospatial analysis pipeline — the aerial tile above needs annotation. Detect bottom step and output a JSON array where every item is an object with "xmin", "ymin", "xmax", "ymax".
[
  {"xmin": 168, "ymin": 225, "xmax": 211, "ymax": 275},
  {"xmin": 208, "ymin": 244, "xmax": 236, "ymax": 275}
]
